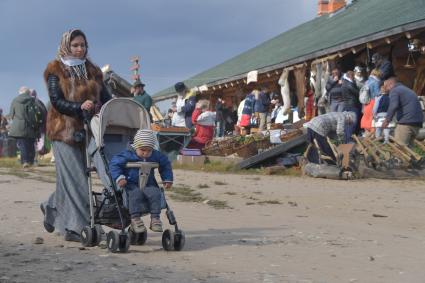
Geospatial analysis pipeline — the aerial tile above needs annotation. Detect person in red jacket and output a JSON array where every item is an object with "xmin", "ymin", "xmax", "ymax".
[{"xmin": 187, "ymin": 100, "xmax": 215, "ymax": 149}]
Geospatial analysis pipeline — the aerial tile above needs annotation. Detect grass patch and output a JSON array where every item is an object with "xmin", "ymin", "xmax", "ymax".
[
  {"xmin": 169, "ymin": 185, "xmax": 232, "ymax": 209},
  {"xmin": 173, "ymin": 160, "xmax": 303, "ymax": 177},
  {"xmin": 0, "ymin": 157, "xmax": 57, "ymax": 183},
  {"xmin": 257, "ymin": 200, "xmax": 282, "ymax": 205},
  {"xmin": 207, "ymin": 199, "xmax": 231, "ymax": 209},
  {"xmin": 173, "ymin": 160, "xmax": 237, "ymax": 173},
  {"xmin": 169, "ymin": 185, "xmax": 204, "ymax": 203},
  {"xmin": 214, "ymin": 180, "xmax": 227, "ymax": 186},
  {"xmin": 197, "ymin": 184, "xmax": 210, "ymax": 189},
  {"xmin": 224, "ymin": 191, "xmax": 237, "ymax": 196},
  {"xmin": 0, "ymin": 157, "xmax": 21, "ymax": 169}
]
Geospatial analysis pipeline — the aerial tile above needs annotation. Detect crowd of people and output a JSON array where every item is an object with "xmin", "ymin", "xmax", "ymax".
[
  {"xmin": 306, "ymin": 53, "xmax": 424, "ymax": 164},
  {"xmin": 164, "ymin": 82, "xmax": 276, "ymax": 149},
  {"xmin": 161, "ymin": 53, "xmax": 423, "ymax": 163}
]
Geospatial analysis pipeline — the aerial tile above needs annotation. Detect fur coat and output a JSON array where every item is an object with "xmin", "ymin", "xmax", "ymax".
[{"xmin": 44, "ymin": 60, "xmax": 103, "ymax": 144}]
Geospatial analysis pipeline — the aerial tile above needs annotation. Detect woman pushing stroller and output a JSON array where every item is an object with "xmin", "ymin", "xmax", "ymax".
[
  {"xmin": 110, "ymin": 129, "xmax": 173, "ymax": 234},
  {"xmin": 41, "ymin": 29, "xmax": 111, "ymax": 242}
]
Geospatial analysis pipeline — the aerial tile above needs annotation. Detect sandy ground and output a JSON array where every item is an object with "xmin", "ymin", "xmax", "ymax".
[{"xmin": 1, "ymin": 166, "xmax": 425, "ymax": 283}]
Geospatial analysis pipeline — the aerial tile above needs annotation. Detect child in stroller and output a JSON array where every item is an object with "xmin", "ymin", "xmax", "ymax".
[
  {"xmin": 81, "ymin": 98, "xmax": 184, "ymax": 252},
  {"xmin": 109, "ymin": 129, "xmax": 173, "ymax": 233}
]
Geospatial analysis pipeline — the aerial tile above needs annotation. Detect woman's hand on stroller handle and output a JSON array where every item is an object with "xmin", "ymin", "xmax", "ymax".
[{"xmin": 81, "ymin": 100, "xmax": 94, "ymax": 111}]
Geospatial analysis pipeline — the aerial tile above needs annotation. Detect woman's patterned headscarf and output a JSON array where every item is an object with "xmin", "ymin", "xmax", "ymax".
[
  {"xmin": 57, "ymin": 29, "xmax": 88, "ymax": 59},
  {"xmin": 57, "ymin": 29, "xmax": 89, "ymax": 80}
]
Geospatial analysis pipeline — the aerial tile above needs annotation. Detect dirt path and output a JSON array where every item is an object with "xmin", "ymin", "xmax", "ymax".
[{"xmin": 1, "ymin": 167, "xmax": 425, "ymax": 283}]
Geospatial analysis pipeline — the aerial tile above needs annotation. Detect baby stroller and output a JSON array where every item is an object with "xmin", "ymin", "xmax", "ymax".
[{"xmin": 80, "ymin": 98, "xmax": 185, "ymax": 253}]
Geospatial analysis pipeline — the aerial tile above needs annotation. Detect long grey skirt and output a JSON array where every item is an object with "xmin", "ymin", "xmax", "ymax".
[{"xmin": 42, "ymin": 141, "xmax": 90, "ymax": 234}]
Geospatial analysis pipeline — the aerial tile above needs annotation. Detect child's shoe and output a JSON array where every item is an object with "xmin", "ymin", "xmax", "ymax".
[
  {"xmin": 150, "ymin": 218, "xmax": 163, "ymax": 232},
  {"xmin": 131, "ymin": 217, "xmax": 146, "ymax": 233}
]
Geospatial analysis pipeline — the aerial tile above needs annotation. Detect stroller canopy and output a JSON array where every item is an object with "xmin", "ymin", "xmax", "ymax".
[{"xmin": 90, "ymin": 98, "xmax": 151, "ymax": 148}]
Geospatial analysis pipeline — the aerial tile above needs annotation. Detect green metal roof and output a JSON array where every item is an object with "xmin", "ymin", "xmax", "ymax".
[{"xmin": 154, "ymin": 0, "xmax": 425, "ymax": 99}]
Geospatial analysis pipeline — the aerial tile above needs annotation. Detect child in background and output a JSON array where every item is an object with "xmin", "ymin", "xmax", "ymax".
[
  {"xmin": 373, "ymin": 85, "xmax": 393, "ymax": 143},
  {"xmin": 109, "ymin": 129, "xmax": 173, "ymax": 233}
]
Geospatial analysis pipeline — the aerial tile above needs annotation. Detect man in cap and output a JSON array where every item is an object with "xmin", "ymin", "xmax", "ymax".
[
  {"xmin": 174, "ymin": 82, "xmax": 197, "ymax": 128},
  {"xmin": 132, "ymin": 80, "xmax": 153, "ymax": 113}
]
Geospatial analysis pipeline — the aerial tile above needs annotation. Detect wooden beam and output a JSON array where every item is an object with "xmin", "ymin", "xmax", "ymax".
[{"xmin": 236, "ymin": 133, "xmax": 307, "ymax": 169}]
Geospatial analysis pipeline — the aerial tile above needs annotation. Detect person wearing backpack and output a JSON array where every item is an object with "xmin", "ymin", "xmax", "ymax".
[{"xmin": 8, "ymin": 86, "xmax": 41, "ymax": 168}]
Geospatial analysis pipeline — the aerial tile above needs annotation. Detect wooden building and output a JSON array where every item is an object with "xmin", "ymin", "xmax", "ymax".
[{"xmin": 153, "ymin": 0, "xmax": 425, "ymax": 117}]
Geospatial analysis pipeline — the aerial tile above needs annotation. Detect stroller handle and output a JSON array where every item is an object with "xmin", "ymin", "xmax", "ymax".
[
  {"xmin": 126, "ymin": 162, "xmax": 160, "ymax": 190},
  {"xmin": 126, "ymin": 162, "xmax": 159, "ymax": 169}
]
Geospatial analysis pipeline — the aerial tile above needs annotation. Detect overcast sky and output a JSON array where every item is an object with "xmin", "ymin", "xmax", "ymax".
[{"xmin": 0, "ymin": 0, "xmax": 317, "ymax": 113}]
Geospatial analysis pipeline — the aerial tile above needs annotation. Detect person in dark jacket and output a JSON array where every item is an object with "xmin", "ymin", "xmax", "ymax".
[
  {"xmin": 326, "ymin": 68, "xmax": 344, "ymax": 112},
  {"xmin": 132, "ymin": 80, "xmax": 152, "ymax": 113},
  {"xmin": 110, "ymin": 129, "xmax": 173, "ymax": 233},
  {"xmin": 215, "ymin": 97, "xmax": 225, "ymax": 137},
  {"xmin": 341, "ymin": 71, "xmax": 360, "ymax": 111},
  {"xmin": 383, "ymin": 77, "xmax": 424, "ymax": 146},
  {"xmin": 175, "ymin": 82, "xmax": 196, "ymax": 128},
  {"xmin": 8, "ymin": 86, "xmax": 39, "ymax": 167},
  {"xmin": 371, "ymin": 53, "xmax": 395, "ymax": 81},
  {"xmin": 254, "ymin": 88, "xmax": 271, "ymax": 131}
]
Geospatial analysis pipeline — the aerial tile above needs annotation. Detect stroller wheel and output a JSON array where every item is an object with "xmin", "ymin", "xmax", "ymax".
[
  {"xmin": 162, "ymin": 229, "xmax": 175, "ymax": 251},
  {"xmin": 118, "ymin": 232, "xmax": 130, "ymax": 253},
  {"xmin": 129, "ymin": 227, "xmax": 148, "ymax": 246},
  {"xmin": 80, "ymin": 226, "xmax": 94, "ymax": 247},
  {"xmin": 174, "ymin": 230, "xmax": 186, "ymax": 251},
  {"xmin": 106, "ymin": 231, "xmax": 120, "ymax": 253},
  {"xmin": 93, "ymin": 224, "xmax": 103, "ymax": 246}
]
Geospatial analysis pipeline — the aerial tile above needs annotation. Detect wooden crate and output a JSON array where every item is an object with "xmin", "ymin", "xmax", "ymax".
[{"xmin": 151, "ymin": 124, "xmax": 190, "ymax": 133}]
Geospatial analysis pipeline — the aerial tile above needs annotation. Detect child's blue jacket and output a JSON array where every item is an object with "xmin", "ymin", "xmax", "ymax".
[{"xmin": 109, "ymin": 149, "xmax": 173, "ymax": 187}]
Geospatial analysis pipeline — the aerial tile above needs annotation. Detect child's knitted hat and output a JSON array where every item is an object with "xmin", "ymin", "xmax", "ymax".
[{"xmin": 132, "ymin": 129, "xmax": 157, "ymax": 150}]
